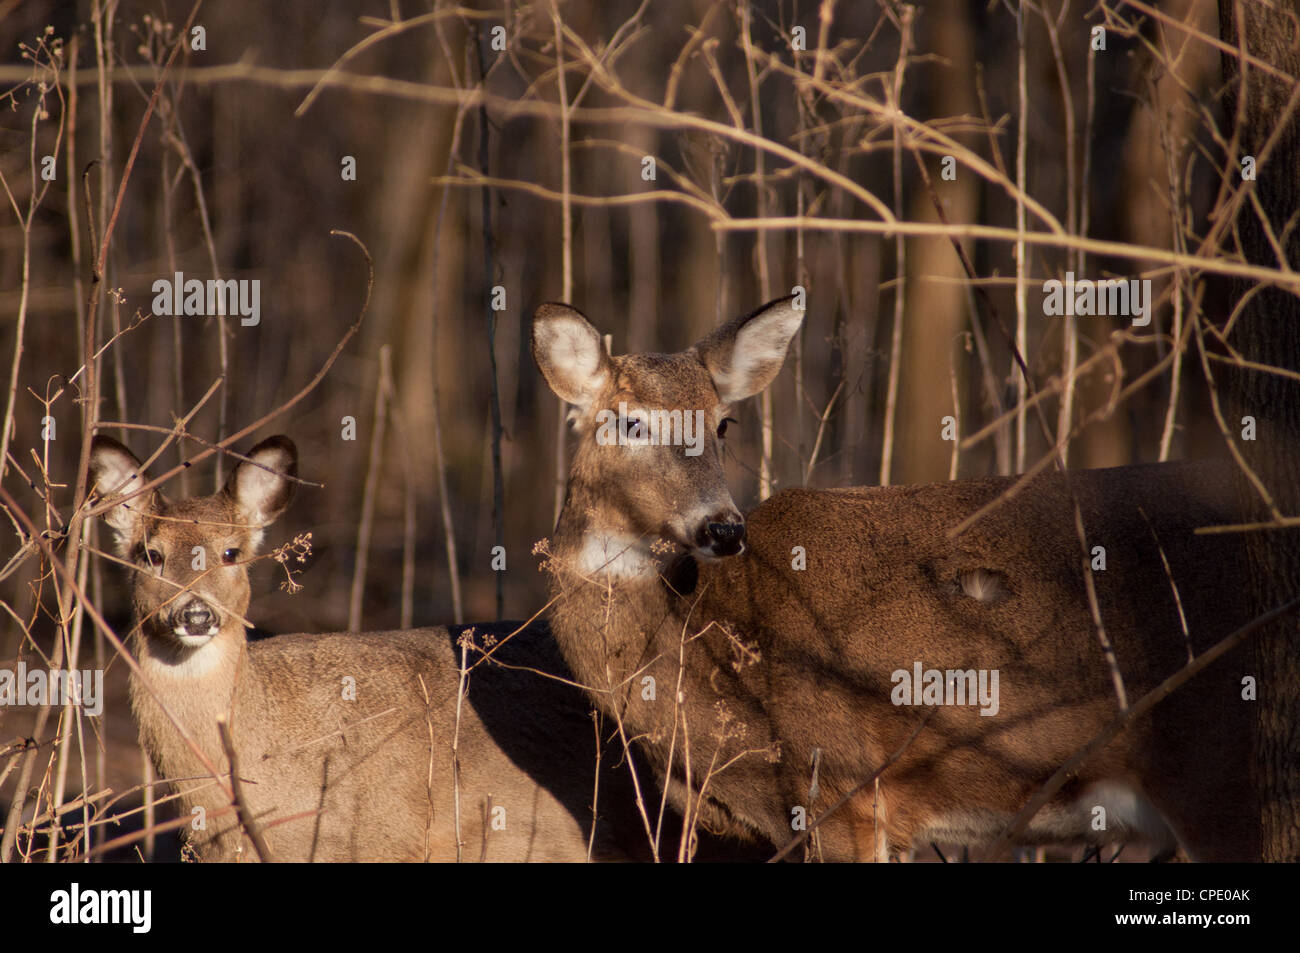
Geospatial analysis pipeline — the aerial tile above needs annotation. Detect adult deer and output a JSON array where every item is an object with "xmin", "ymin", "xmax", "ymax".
[
  {"xmin": 89, "ymin": 435, "xmax": 673, "ymax": 862},
  {"xmin": 532, "ymin": 296, "xmax": 1258, "ymax": 862}
]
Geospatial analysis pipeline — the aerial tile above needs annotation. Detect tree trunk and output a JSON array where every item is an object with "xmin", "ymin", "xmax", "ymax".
[{"xmin": 1219, "ymin": 0, "xmax": 1300, "ymax": 862}]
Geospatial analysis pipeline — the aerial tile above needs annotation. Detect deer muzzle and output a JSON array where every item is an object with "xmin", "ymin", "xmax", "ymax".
[
  {"xmin": 169, "ymin": 598, "xmax": 220, "ymax": 643},
  {"xmin": 698, "ymin": 518, "xmax": 746, "ymax": 557}
]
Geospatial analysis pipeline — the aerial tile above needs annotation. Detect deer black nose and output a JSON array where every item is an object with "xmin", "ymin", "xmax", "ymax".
[
  {"xmin": 179, "ymin": 602, "xmax": 214, "ymax": 634},
  {"xmin": 703, "ymin": 520, "xmax": 746, "ymax": 556}
]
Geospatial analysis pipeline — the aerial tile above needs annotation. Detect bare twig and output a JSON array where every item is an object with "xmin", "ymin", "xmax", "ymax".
[
  {"xmin": 348, "ymin": 346, "xmax": 392, "ymax": 632},
  {"xmin": 216, "ymin": 717, "xmax": 276, "ymax": 862}
]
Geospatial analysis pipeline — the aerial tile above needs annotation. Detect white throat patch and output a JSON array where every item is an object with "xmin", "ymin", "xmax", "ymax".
[{"xmin": 575, "ymin": 532, "xmax": 659, "ymax": 581}]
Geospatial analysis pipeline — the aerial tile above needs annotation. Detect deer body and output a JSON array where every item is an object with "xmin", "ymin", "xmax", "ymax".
[
  {"xmin": 91, "ymin": 437, "xmax": 642, "ymax": 862},
  {"xmin": 129, "ymin": 621, "xmax": 611, "ymax": 862},
  {"xmin": 533, "ymin": 298, "xmax": 1258, "ymax": 862}
]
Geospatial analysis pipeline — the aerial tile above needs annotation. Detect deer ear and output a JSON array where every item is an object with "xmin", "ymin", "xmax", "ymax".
[
  {"xmin": 696, "ymin": 296, "xmax": 803, "ymax": 404},
  {"xmin": 225, "ymin": 436, "xmax": 297, "ymax": 529},
  {"xmin": 531, "ymin": 303, "xmax": 611, "ymax": 408},
  {"xmin": 89, "ymin": 436, "xmax": 150, "ymax": 540}
]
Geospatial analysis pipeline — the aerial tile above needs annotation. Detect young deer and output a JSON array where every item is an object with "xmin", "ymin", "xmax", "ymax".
[
  {"xmin": 90, "ymin": 435, "xmax": 660, "ymax": 862},
  {"xmin": 532, "ymin": 297, "xmax": 1258, "ymax": 863}
]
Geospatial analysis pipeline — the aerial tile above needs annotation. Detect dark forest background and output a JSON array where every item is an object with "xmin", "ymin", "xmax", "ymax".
[{"xmin": 4, "ymin": 0, "xmax": 1297, "ymax": 861}]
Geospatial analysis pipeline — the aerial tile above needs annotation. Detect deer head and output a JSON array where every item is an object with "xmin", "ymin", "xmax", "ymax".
[
  {"xmin": 89, "ymin": 436, "xmax": 297, "ymax": 652},
  {"xmin": 532, "ymin": 296, "xmax": 802, "ymax": 577}
]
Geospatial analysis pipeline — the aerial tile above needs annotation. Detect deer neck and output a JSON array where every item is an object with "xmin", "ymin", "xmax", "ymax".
[
  {"xmin": 128, "ymin": 622, "xmax": 252, "ymax": 793},
  {"xmin": 547, "ymin": 477, "xmax": 749, "ymax": 834},
  {"xmin": 550, "ymin": 476, "xmax": 665, "ymax": 584},
  {"xmin": 547, "ymin": 479, "xmax": 683, "ymax": 692}
]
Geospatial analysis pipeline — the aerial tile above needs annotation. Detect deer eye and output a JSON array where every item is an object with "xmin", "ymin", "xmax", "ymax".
[
  {"xmin": 620, "ymin": 415, "xmax": 647, "ymax": 441},
  {"xmin": 135, "ymin": 545, "xmax": 164, "ymax": 570},
  {"xmin": 718, "ymin": 417, "xmax": 737, "ymax": 438},
  {"xmin": 222, "ymin": 548, "xmax": 242, "ymax": 565}
]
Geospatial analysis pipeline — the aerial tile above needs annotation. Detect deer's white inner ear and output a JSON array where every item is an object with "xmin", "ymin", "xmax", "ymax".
[
  {"xmin": 231, "ymin": 452, "xmax": 293, "ymax": 528},
  {"xmin": 705, "ymin": 300, "xmax": 803, "ymax": 404},
  {"xmin": 91, "ymin": 450, "xmax": 142, "ymax": 498},
  {"xmin": 89, "ymin": 439, "xmax": 149, "ymax": 538},
  {"xmin": 533, "ymin": 309, "xmax": 609, "ymax": 407}
]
